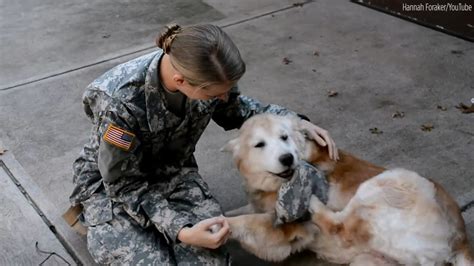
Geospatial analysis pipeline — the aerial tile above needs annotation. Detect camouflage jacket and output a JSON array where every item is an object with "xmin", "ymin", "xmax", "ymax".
[{"xmin": 69, "ymin": 49, "xmax": 298, "ymax": 242}]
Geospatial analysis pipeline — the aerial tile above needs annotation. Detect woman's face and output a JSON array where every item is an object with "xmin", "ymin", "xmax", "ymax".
[{"xmin": 178, "ymin": 81, "xmax": 233, "ymax": 102}]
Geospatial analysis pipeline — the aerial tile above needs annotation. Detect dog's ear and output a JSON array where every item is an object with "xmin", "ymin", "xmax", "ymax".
[{"xmin": 220, "ymin": 138, "xmax": 239, "ymax": 153}]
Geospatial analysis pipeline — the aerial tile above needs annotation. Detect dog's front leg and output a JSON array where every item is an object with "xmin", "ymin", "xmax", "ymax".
[
  {"xmin": 225, "ymin": 204, "xmax": 255, "ymax": 216},
  {"xmin": 309, "ymin": 195, "xmax": 372, "ymax": 253},
  {"xmin": 227, "ymin": 213, "xmax": 292, "ymax": 261},
  {"xmin": 309, "ymin": 195, "xmax": 343, "ymax": 235},
  {"xmin": 226, "ymin": 213, "xmax": 316, "ymax": 262}
]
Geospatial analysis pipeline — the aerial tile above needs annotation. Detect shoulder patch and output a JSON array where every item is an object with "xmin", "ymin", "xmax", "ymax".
[{"xmin": 103, "ymin": 124, "xmax": 135, "ymax": 151}]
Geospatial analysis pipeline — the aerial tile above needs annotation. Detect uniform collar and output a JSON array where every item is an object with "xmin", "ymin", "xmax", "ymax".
[
  {"xmin": 144, "ymin": 50, "xmax": 220, "ymax": 133},
  {"xmin": 144, "ymin": 50, "xmax": 178, "ymax": 132}
]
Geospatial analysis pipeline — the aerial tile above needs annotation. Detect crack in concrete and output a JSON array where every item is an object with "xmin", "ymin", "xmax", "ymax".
[
  {"xmin": 0, "ymin": 0, "xmax": 314, "ymax": 92},
  {"xmin": 455, "ymin": 129, "xmax": 474, "ymax": 137},
  {"xmin": 462, "ymin": 200, "xmax": 474, "ymax": 213},
  {"xmin": 0, "ymin": 160, "xmax": 82, "ymax": 265}
]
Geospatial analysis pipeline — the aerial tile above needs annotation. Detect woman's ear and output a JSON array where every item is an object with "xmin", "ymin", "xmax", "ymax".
[{"xmin": 173, "ymin": 73, "xmax": 186, "ymax": 86}]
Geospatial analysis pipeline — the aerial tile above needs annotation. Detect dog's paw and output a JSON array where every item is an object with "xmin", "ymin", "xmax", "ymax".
[
  {"xmin": 209, "ymin": 224, "xmax": 222, "ymax": 234},
  {"xmin": 309, "ymin": 195, "xmax": 325, "ymax": 214}
]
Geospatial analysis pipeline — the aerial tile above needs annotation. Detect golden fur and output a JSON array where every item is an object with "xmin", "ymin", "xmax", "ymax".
[{"xmin": 224, "ymin": 114, "xmax": 473, "ymax": 265}]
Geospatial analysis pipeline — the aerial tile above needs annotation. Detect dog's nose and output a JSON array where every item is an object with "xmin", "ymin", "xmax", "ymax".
[{"xmin": 279, "ymin": 153, "xmax": 294, "ymax": 167}]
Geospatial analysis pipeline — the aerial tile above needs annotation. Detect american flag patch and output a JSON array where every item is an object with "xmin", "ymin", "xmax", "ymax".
[{"xmin": 103, "ymin": 124, "xmax": 135, "ymax": 151}]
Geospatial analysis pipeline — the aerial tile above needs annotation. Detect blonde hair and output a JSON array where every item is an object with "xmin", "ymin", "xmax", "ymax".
[{"xmin": 156, "ymin": 24, "xmax": 246, "ymax": 87}]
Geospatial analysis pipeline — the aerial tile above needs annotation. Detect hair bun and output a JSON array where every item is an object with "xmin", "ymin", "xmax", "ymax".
[{"xmin": 156, "ymin": 24, "xmax": 182, "ymax": 54}]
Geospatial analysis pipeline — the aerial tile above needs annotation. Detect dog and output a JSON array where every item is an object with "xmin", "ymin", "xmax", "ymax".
[{"xmin": 222, "ymin": 114, "xmax": 473, "ymax": 265}]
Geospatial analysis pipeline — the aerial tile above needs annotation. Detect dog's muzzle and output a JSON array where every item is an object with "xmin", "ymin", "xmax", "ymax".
[{"xmin": 274, "ymin": 168, "xmax": 296, "ymax": 179}]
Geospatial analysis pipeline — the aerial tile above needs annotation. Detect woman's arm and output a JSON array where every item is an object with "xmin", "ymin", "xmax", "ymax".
[
  {"xmin": 94, "ymin": 104, "xmax": 203, "ymax": 244},
  {"xmin": 212, "ymin": 86, "xmax": 338, "ymax": 160}
]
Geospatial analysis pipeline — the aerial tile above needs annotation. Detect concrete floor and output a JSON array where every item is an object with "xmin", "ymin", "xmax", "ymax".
[{"xmin": 0, "ymin": 0, "xmax": 473, "ymax": 265}]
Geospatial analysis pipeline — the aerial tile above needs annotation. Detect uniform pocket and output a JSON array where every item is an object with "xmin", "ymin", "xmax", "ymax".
[{"xmin": 82, "ymin": 193, "xmax": 113, "ymax": 226}]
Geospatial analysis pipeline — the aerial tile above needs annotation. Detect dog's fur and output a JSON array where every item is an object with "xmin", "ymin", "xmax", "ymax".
[{"xmin": 223, "ymin": 114, "xmax": 473, "ymax": 265}]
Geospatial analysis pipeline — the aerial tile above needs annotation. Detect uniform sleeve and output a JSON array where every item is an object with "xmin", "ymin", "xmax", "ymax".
[
  {"xmin": 97, "ymin": 105, "xmax": 195, "ymax": 243},
  {"xmin": 212, "ymin": 86, "xmax": 309, "ymax": 131}
]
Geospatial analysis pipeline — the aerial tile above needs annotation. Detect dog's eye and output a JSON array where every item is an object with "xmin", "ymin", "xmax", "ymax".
[
  {"xmin": 280, "ymin": 134, "xmax": 288, "ymax": 141},
  {"xmin": 254, "ymin": 141, "xmax": 265, "ymax": 148}
]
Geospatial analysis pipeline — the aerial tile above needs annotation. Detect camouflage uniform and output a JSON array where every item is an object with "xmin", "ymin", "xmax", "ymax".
[
  {"xmin": 274, "ymin": 161, "xmax": 328, "ymax": 225},
  {"xmin": 69, "ymin": 49, "xmax": 298, "ymax": 265}
]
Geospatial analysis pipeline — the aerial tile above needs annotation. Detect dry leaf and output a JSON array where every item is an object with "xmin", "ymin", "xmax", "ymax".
[
  {"xmin": 327, "ymin": 90, "xmax": 338, "ymax": 97},
  {"xmin": 392, "ymin": 111, "xmax": 405, "ymax": 118},
  {"xmin": 0, "ymin": 148, "xmax": 7, "ymax": 155},
  {"xmin": 282, "ymin": 57, "xmax": 292, "ymax": 65},
  {"xmin": 369, "ymin": 128, "xmax": 383, "ymax": 135},
  {"xmin": 437, "ymin": 105, "xmax": 447, "ymax": 111},
  {"xmin": 455, "ymin": 102, "xmax": 474, "ymax": 114},
  {"xmin": 421, "ymin": 123, "xmax": 434, "ymax": 132}
]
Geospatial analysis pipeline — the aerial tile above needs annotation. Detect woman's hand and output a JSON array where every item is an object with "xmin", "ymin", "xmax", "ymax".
[
  {"xmin": 299, "ymin": 119, "xmax": 339, "ymax": 161},
  {"xmin": 177, "ymin": 216, "xmax": 230, "ymax": 249}
]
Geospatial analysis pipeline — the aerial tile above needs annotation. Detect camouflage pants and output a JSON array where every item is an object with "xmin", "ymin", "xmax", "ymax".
[{"xmin": 86, "ymin": 172, "xmax": 230, "ymax": 265}]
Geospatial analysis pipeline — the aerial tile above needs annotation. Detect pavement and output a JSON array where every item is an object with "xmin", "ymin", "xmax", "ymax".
[{"xmin": 0, "ymin": 0, "xmax": 473, "ymax": 265}]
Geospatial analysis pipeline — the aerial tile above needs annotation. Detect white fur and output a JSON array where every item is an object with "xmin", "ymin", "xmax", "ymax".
[
  {"xmin": 309, "ymin": 169, "xmax": 462, "ymax": 265},
  {"xmin": 326, "ymin": 183, "xmax": 349, "ymax": 211},
  {"xmin": 241, "ymin": 122, "xmax": 299, "ymax": 176},
  {"xmin": 222, "ymin": 115, "xmax": 302, "ymax": 194},
  {"xmin": 223, "ymin": 114, "xmax": 472, "ymax": 265}
]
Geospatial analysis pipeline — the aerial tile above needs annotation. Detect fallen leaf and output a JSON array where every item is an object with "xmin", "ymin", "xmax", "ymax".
[
  {"xmin": 282, "ymin": 57, "xmax": 292, "ymax": 65},
  {"xmin": 369, "ymin": 128, "xmax": 383, "ymax": 135},
  {"xmin": 293, "ymin": 2, "xmax": 305, "ymax": 7},
  {"xmin": 455, "ymin": 102, "xmax": 474, "ymax": 114},
  {"xmin": 421, "ymin": 123, "xmax": 434, "ymax": 132},
  {"xmin": 0, "ymin": 148, "xmax": 7, "ymax": 155},
  {"xmin": 327, "ymin": 90, "xmax": 338, "ymax": 97},
  {"xmin": 313, "ymin": 50, "xmax": 320, "ymax": 56},
  {"xmin": 392, "ymin": 111, "xmax": 405, "ymax": 118},
  {"xmin": 437, "ymin": 105, "xmax": 447, "ymax": 111}
]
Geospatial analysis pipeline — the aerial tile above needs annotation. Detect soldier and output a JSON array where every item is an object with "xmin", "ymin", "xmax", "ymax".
[{"xmin": 69, "ymin": 24, "xmax": 339, "ymax": 265}]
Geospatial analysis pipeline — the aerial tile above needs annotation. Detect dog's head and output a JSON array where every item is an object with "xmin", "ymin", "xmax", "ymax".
[{"xmin": 222, "ymin": 114, "xmax": 306, "ymax": 192}]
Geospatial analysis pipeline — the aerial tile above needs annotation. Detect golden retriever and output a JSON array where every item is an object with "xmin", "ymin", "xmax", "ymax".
[{"xmin": 222, "ymin": 114, "xmax": 473, "ymax": 265}]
